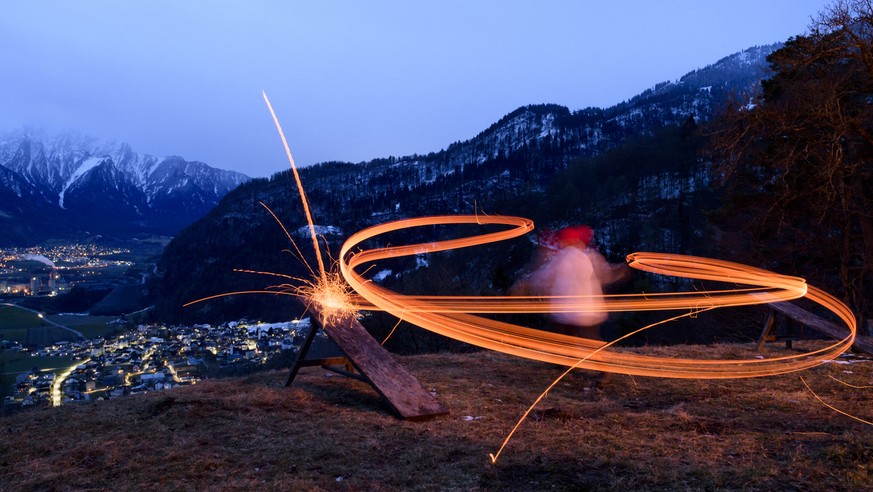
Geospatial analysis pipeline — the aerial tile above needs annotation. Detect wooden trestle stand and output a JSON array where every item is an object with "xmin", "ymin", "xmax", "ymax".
[
  {"xmin": 756, "ymin": 298, "xmax": 873, "ymax": 356},
  {"xmin": 285, "ymin": 303, "xmax": 447, "ymax": 421}
]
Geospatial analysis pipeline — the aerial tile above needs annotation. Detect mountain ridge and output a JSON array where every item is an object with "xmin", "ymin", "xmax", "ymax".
[{"xmin": 0, "ymin": 130, "xmax": 251, "ymax": 245}]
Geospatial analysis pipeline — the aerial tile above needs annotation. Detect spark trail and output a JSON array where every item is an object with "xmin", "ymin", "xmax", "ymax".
[{"xmin": 263, "ymin": 91, "xmax": 327, "ymax": 284}]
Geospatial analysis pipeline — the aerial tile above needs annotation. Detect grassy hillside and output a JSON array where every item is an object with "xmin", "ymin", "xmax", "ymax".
[
  {"xmin": 0, "ymin": 305, "xmax": 52, "ymax": 342},
  {"xmin": 45, "ymin": 313, "xmax": 121, "ymax": 340},
  {"xmin": 0, "ymin": 342, "xmax": 871, "ymax": 490}
]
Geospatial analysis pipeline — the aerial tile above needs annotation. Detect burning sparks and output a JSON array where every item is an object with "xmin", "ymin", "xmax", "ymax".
[
  {"xmin": 295, "ymin": 270, "xmax": 360, "ymax": 325},
  {"xmin": 801, "ymin": 376, "xmax": 873, "ymax": 426},
  {"xmin": 262, "ymin": 92, "xmax": 327, "ymax": 284}
]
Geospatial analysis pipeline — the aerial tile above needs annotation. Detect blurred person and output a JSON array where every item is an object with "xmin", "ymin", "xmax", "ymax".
[
  {"xmin": 522, "ymin": 225, "xmax": 628, "ymax": 340},
  {"xmin": 543, "ymin": 225, "xmax": 630, "ymax": 393}
]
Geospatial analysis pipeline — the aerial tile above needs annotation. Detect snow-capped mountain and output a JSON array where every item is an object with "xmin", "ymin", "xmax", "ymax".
[{"xmin": 0, "ymin": 131, "xmax": 250, "ymax": 245}]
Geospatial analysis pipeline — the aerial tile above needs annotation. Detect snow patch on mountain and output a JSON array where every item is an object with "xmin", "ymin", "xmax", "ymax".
[
  {"xmin": 293, "ymin": 225, "xmax": 343, "ymax": 238},
  {"xmin": 58, "ymin": 156, "xmax": 109, "ymax": 209}
]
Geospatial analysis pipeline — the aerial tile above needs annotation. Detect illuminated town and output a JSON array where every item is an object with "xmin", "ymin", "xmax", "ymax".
[
  {"xmin": 0, "ymin": 244, "xmax": 134, "ymax": 296},
  {"xmin": 2, "ymin": 319, "xmax": 308, "ymax": 408},
  {"xmin": 1, "ymin": 241, "xmax": 309, "ymax": 410}
]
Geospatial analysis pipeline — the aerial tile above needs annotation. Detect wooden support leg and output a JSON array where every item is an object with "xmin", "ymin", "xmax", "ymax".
[
  {"xmin": 757, "ymin": 310, "xmax": 776, "ymax": 351},
  {"xmin": 285, "ymin": 318, "xmax": 320, "ymax": 387}
]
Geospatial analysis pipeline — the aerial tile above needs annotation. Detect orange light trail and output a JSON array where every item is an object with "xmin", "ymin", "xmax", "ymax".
[{"xmin": 338, "ymin": 215, "xmax": 857, "ymax": 379}]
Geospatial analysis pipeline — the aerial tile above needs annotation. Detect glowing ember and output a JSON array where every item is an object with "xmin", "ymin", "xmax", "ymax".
[
  {"xmin": 184, "ymin": 263, "xmax": 366, "ymax": 328},
  {"xmin": 297, "ymin": 270, "xmax": 359, "ymax": 324}
]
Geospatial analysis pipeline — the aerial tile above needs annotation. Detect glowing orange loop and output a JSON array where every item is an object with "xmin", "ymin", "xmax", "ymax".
[{"xmin": 339, "ymin": 215, "xmax": 856, "ymax": 379}]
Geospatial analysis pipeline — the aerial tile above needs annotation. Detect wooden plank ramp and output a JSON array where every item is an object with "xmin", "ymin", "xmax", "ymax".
[{"xmin": 287, "ymin": 303, "xmax": 448, "ymax": 421}]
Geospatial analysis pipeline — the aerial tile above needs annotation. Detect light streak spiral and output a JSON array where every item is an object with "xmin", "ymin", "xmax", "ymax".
[{"xmin": 339, "ymin": 214, "xmax": 857, "ymax": 379}]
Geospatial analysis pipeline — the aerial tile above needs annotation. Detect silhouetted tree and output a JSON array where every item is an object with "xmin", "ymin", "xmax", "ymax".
[{"xmin": 711, "ymin": 0, "xmax": 873, "ymax": 327}]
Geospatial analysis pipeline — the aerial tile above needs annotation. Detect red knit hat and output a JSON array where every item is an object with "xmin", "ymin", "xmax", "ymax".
[{"xmin": 556, "ymin": 225, "xmax": 593, "ymax": 245}]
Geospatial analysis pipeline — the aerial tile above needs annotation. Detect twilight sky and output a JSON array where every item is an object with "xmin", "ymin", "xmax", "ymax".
[{"xmin": 1, "ymin": 1, "xmax": 830, "ymax": 177}]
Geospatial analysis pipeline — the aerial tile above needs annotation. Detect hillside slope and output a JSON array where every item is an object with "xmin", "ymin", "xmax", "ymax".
[{"xmin": 1, "ymin": 344, "xmax": 870, "ymax": 490}]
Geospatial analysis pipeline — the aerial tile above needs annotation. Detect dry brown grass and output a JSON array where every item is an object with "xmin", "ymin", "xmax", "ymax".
[{"xmin": 1, "ymin": 341, "xmax": 871, "ymax": 491}]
